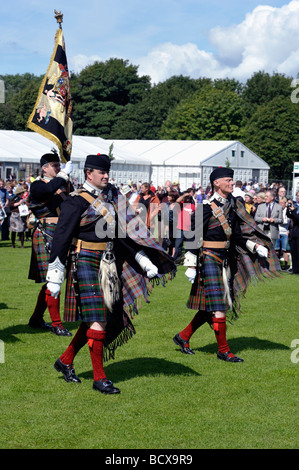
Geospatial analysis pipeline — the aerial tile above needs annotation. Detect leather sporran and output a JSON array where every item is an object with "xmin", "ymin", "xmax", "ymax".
[
  {"xmin": 99, "ymin": 241, "xmax": 121, "ymax": 312},
  {"xmin": 26, "ymin": 212, "xmax": 36, "ymax": 230}
]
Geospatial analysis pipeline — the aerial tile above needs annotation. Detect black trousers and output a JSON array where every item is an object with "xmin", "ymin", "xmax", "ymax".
[
  {"xmin": 290, "ymin": 236, "xmax": 299, "ymax": 273},
  {"xmin": 1, "ymin": 216, "xmax": 10, "ymax": 240}
]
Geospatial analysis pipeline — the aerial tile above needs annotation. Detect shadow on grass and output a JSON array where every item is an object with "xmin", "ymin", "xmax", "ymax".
[
  {"xmin": 0, "ymin": 241, "xmax": 31, "ymax": 249},
  {"xmin": 79, "ymin": 357, "xmax": 201, "ymax": 382},
  {"xmin": 0, "ymin": 303, "xmax": 10, "ymax": 310},
  {"xmin": 0, "ymin": 322, "xmax": 80, "ymax": 343},
  {"xmin": 0, "ymin": 241, "xmax": 13, "ymax": 248},
  {"xmin": 190, "ymin": 336, "xmax": 290, "ymax": 355}
]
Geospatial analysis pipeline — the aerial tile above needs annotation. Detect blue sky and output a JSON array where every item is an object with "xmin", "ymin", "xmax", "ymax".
[{"xmin": 1, "ymin": 0, "xmax": 298, "ymax": 83}]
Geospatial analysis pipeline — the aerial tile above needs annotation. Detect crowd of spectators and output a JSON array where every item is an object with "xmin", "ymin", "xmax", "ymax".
[
  {"xmin": 1, "ymin": 175, "xmax": 299, "ymax": 274},
  {"xmin": 0, "ymin": 177, "xmax": 32, "ymax": 247}
]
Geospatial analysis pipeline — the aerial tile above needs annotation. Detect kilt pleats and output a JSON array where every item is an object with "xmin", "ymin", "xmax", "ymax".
[
  {"xmin": 187, "ymin": 250, "xmax": 228, "ymax": 312},
  {"xmin": 64, "ymin": 249, "xmax": 109, "ymax": 323},
  {"xmin": 28, "ymin": 224, "xmax": 56, "ymax": 283}
]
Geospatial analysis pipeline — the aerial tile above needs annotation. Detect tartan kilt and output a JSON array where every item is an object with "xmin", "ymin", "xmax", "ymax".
[
  {"xmin": 28, "ymin": 224, "xmax": 56, "ymax": 283},
  {"xmin": 64, "ymin": 249, "xmax": 110, "ymax": 323},
  {"xmin": 187, "ymin": 250, "xmax": 228, "ymax": 312}
]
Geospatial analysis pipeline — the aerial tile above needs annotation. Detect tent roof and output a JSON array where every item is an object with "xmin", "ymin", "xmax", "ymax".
[
  {"xmin": 106, "ymin": 139, "xmax": 269, "ymax": 169},
  {"xmin": 0, "ymin": 130, "xmax": 151, "ymax": 165},
  {"xmin": 105, "ymin": 139, "xmax": 240, "ymax": 165},
  {"xmin": 0, "ymin": 131, "xmax": 269, "ymax": 169}
]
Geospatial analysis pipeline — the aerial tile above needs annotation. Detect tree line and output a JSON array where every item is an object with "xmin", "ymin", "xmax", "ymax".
[{"xmin": 1, "ymin": 58, "xmax": 298, "ymax": 180}]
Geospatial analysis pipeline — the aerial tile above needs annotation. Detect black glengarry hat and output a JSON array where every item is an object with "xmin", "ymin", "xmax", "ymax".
[
  {"xmin": 40, "ymin": 153, "xmax": 60, "ymax": 167},
  {"xmin": 210, "ymin": 167, "xmax": 234, "ymax": 186},
  {"xmin": 84, "ymin": 154, "xmax": 111, "ymax": 172}
]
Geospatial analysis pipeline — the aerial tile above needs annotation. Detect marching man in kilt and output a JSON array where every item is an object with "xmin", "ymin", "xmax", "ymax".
[
  {"xmin": 46, "ymin": 154, "xmax": 175, "ymax": 394},
  {"xmin": 28, "ymin": 152, "xmax": 73, "ymax": 336},
  {"xmin": 173, "ymin": 167, "xmax": 281, "ymax": 362}
]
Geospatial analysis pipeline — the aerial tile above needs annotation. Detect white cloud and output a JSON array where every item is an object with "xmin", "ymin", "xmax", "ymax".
[
  {"xmin": 69, "ymin": 54, "xmax": 103, "ymax": 73},
  {"xmin": 137, "ymin": 42, "xmax": 229, "ymax": 83},
  {"xmin": 136, "ymin": 1, "xmax": 299, "ymax": 83}
]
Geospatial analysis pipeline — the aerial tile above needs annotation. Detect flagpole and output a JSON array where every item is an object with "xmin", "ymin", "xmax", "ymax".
[
  {"xmin": 27, "ymin": 9, "xmax": 73, "ymax": 162},
  {"xmin": 54, "ymin": 10, "xmax": 63, "ymax": 29}
]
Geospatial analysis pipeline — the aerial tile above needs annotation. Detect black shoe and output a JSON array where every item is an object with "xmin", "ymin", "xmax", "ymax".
[
  {"xmin": 173, "ymin": 333, "xmax": 195, "ymax": 354},
  {"xmin": 93, "ymin": 379, "xmax": 120, "ymax": 394},
  {"xmin": 28, "ymin": 318, "xmax": 51, "ymax": 330},
  {"xmin": 217, "ymin": 351, "xmax": 244, "ymax": 362},
  {"xmin": 54, "ymin": 358, "xmax": 81, "ymax": 383},
  {"xmin": 51, "ymin": 325, "xmax": 72, "ymax": 336}
]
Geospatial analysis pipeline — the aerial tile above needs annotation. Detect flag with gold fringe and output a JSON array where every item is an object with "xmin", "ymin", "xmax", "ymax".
[{"xmin": 27, "ymin": 27, "xmax": 72, "ymax": 162}]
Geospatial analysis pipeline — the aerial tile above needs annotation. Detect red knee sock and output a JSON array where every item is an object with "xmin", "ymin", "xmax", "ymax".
[
  {"xmin": 87, "ymin": 328, "xmax": 107, "ymax": 381},
  {"xmin": 180, "ymin": 311, "xmax": 211, "ymax": 345},
  {"xmin": 60, "ymin": 323, "xmax": 88, "ymax": 365},
  {"xmin": 212, "ymin": 316, "xmax": 235, "ymax": 356},
  {"xmin": 45, "ymin": 288, "xmax": 63, "ymax": 328},
  {"xmin": 30, "ymin": 284, "xmax": 48, "ymax": 322}
]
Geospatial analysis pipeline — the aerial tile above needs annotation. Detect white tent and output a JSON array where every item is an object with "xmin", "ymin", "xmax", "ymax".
[
  {"xmin": 0, "ymin": 131, "xmax": 269, "ymax": 189},
  {"xmin": 106, "ymin": 139, "xmax": 270, "ymax": 189},
  {"xmin": 0, "ymin": 130, "xmax": 151, "ymax": 184}
]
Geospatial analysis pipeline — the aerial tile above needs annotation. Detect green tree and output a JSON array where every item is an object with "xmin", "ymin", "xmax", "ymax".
[
  {"xmin": 71, "ymin": 58, "xmax": 150, "ymax": 105},
  {"xmin": 0, "ymin": 102, "xmax": 14, "ymax": 129},
  {"xmin": 71, "ymin": 58, "xmax": 151, "ymax": 137},
  {"xmin": 9, "ymin": 81, "xmax": 41, "ymax": 130},
  {"xmin": 0, "ymin": 74, "xmax": 43, "ymax": 130},
  {"xmin": 111, "ymin": 75, "xmax": 203, "ymax": 139},
  {"xmin": 74, "ymin": 101, "xmax": 123, "ymax": 138},
  {"xmin": 159, "ymin": 85, "xmax": 245, "ymax": 140},
  {"xmin": 0, "ymin": 73, "xmax": 43, "ymax": 101},
  {"xmin": 241, "ymin": 96, "xmax": 299, "ymax": 180},
  {"xmin": 214, "ymin": 77, "xmax": 243, "ymax": 95},
  {"xmin": 242, "ymin": 71, "xmax": 292, "ymax": 118}
]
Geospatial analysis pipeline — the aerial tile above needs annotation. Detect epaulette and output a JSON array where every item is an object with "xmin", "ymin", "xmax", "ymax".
[
  {"xmin": 70, "ymin": 188, "xmax": 87, "ymax": 197},
  {"xmin": 69, "ymin": 188, "xmax": 96, "ymax": 206}
]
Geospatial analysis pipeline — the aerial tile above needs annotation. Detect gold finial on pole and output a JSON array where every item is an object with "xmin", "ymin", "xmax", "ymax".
[{"xmin": 54, "ymin": 10, "xmax": 63, "ymax": 29}]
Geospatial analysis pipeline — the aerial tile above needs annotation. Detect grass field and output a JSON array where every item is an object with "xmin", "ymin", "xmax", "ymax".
[{"xmin": 0, "ymin": 239, "xmax": 298, "ymax": 450}]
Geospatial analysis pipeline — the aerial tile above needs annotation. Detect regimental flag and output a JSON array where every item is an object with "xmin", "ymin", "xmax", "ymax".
[{"xmin": 27, "ymin": 28, "xmax": 73, "ymax": 162}]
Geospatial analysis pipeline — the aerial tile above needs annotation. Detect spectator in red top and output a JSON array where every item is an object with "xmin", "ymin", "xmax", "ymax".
[{"xmin": 150, "ymin": 181, "xmax": 156, "ymax": 193}]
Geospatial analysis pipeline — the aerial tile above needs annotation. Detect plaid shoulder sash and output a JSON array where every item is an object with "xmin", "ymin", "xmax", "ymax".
[
  {"xmin": 78, "ymin": 190, "xmax": 115, "ymax": 225},
  {"xmin": 210, "ymin": 201, "xmax": 232, "ymax": 239},
  {"xmin": 70, "ymin": 189, "xmax": 115, "ymax": 227}
]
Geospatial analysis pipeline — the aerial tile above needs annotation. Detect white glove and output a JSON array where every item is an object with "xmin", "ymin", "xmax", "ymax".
[
  {"xmin": 256, "ymin": 245, "xmax": 268, "ymax": 258},
  {"xmin": 47, "ymin": 282, "xmax": 61, "ymax": 299},
  {"xmin": 62, "ymin": 161, "xmax": 73, "ymax": 175},
  {"xmin": 185, "ymin": 267, "xmax": 196, "ymax": 283},
  {"xmin": 146, "ymin": 265, "xmax": 159, "ymax": 279},
  {"xmin": 135, "ymin": 250, "xmax": 158, "ymax": 278}
]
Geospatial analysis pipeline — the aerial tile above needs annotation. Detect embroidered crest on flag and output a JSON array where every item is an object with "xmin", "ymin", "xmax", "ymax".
[{"xmin": 27, "ymin": 28, "xmax": 73, "ymax": 162}]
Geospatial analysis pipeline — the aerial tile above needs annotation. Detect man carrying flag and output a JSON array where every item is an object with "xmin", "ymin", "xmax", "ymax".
[{"xmin": 27, "ymin": 12, "xmax": 74, "ymax": 335}]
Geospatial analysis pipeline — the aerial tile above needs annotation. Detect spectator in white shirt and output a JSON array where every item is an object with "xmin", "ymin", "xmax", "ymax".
[{"xmin": 232, "ymin": 180, "xmax": 245, "ymax": 202}]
